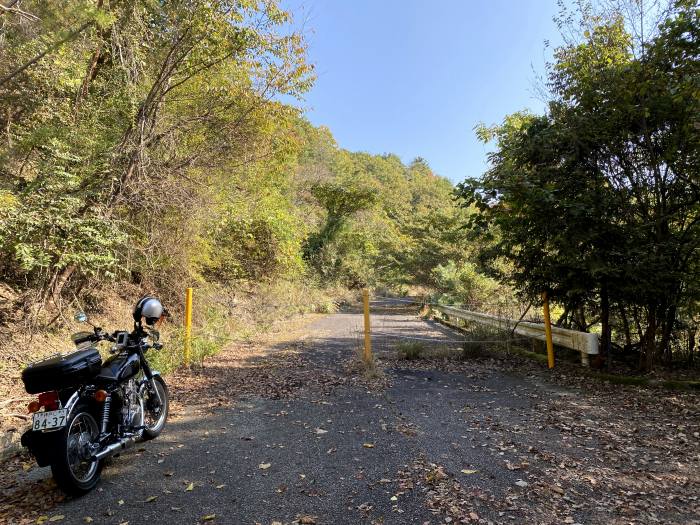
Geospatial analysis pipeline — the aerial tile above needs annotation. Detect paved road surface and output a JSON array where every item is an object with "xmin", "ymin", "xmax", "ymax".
[{"xmin": 4, "ymin": 302, "xmax": 698, "ymax": 524}]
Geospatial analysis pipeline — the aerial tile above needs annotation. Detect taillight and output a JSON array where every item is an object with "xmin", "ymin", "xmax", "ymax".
[
  {"xmin": 38, "ymin": 391, "xmax": 59, "ymax": 411},
  {"xmin": 27, "ymin": 401, "xmax": 41, "ymax": 413}
]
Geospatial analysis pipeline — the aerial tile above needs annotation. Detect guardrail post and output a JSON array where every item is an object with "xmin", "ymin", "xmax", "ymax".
[
  {"xmin": 184, "ymin": 287, "xmax": 193, "ymax": 367},
  {"xmin": 542, "ymin": 291, "xmax": 555, "ymax": 369},
  {"xmin": 362, "ymin": 289, "xmax": 372, "ymax": 364}
]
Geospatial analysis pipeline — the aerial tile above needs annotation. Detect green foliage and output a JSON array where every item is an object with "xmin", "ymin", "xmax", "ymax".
[
  {"xmin": 0, "ymin": 172, "xmax": 125, "ymax": 280},
  {"xmin": 457, "ymin": 1, "xmax": 700, "ymax": 370},
  {"xmin": 0, "ymin": 0, "xmax": 314, "ymax": 299},
  {"xmin": 0, "ymin": 0, "xmax": 490, "ymax": 361},
  {"xmin": 304, "ymin": 181, "xmax": 378, "ymax": 281},
  {"xmin": 431, "ymin": 261, "xmax": 501, "ymax": 306},
  {"xmin": 397, "ymin": 341, "xmax": 425, "ymax": 360},
  {"xmin": 295, "ymin": 124, "xmax": 477, "ymax": 290}
]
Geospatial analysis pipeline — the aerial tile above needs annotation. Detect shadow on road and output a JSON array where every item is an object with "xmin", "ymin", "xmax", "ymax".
[{"xmin": 2, "ymin": 304, "xmax": 699, "ymax": 525}]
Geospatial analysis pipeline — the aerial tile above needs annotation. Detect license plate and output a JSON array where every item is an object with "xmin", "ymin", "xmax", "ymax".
[{"xmin": 32, "ymin": 409, "xmax": 68, "ymax": 431}]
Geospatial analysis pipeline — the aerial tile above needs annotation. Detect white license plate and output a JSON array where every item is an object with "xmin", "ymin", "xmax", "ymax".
[{"xmin": 32, "ymin": 409, "xmax": 68, "ymax": 431}]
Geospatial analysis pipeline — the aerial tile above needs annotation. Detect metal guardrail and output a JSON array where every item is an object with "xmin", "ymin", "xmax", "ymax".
[{"xmin": 431, "ymin": 304, "xmax": 599, "ymax": 365}]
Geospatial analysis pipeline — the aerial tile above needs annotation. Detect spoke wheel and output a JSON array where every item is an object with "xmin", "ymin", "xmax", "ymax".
[
  {"xmin": 66, "ymin": 413, "xmax": 99, "ymax": 482},
  {"xmin": 141, "ymin": 376, "xmax": 169, "ymax": 440},
  {"xmin": 51, "ymin": 404, "xmax": 103, "ymax": 496}
]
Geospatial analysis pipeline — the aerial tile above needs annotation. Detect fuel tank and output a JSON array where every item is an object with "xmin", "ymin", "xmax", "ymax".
[{"xmin": 97, "ymin": 352, "xmax": 140, "ymax": 383}]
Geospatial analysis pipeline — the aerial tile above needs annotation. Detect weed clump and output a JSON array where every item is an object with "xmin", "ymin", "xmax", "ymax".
[{"xmin": 397, "ymin": 341, "xmax": 425, "ymax": 360}]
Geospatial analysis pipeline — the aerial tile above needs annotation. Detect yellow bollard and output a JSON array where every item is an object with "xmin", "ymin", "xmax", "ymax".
[
  {"xmin": 362, "ymin": 289, "xmax": 372, "ymax": 364},
  {"xmin": 184, "ymin": 287, "xmax": 193, "ymax": 367},
  {"xmin": 542, "ymin": 291, "xmax": 555, "ymax": 369}
]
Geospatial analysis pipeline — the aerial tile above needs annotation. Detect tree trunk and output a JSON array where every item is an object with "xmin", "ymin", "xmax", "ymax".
[
  {"xmin": 659, "ymin": 303, "xmax": 676, "ymax": 365},
  {"xmin": 51, "ymin": 264, "xmax": 77, "ymax": 305},
  {"xmin": 574, "ymin": 305, "xmax": 587, "ymax": 332},
  {"xmin": 619, "ymin": 304, "xmax": 632, "ymax": 348},
  {"xmin": 74, "ymin": 1, "xmax": 106, "ymax": 111},
  {"xmin": 555, "ymin": 305, "xmax": 570, "ymax": 327},
  {"xmin": 600, "ymin": 283, "xmax": 610, "ymax": 367},
  {"xmin": 632, "ymin": 307, "xmax": 644, "ymax": 342},
  {"xmin": 640, "ymin": 306, "xmax": 657, "ymax": 372},
  {"xmin": 688, "ymin": 328, "xmax": 696, "ymax": 366}
]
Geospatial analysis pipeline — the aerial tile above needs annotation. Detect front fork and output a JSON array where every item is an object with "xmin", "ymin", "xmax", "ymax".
[{"xmin": 137, "ymin": 349, "xmax": 164, "ymax": 412}]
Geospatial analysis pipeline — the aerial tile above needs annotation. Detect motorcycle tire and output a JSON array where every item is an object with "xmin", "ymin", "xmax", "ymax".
[{"xmin": 50, "ymin": 403, "xmax": 103, "ymax": 496}]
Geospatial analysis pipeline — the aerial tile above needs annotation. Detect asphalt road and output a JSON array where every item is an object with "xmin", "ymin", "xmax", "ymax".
[{"xmin": 4, "ymin": 302, "xmax": 699, "ymax": 525}]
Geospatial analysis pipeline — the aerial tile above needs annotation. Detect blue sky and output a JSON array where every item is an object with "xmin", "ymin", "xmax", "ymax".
[{"xmin": 284, "ymin": 0, "xmax": 564, "ymax": 183}]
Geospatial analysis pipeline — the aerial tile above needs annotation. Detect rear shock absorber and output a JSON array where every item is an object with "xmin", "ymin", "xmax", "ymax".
[{"xmin": 101, "ymin": 395, "xmax": 111, "ymax": 435}]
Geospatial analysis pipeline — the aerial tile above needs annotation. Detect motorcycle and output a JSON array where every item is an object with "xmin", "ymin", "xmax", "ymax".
[{"xmin": 20, "ymin": 297, "xmax": 170, "ymax": 496}]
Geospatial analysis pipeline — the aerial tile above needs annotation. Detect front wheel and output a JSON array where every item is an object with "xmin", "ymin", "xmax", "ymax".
[
  {"xmin": 141, "ymin": 375, "xmax": 169, "ymax": 440},
  {"xmin": 50, "ymin": 404, "xmax": 103, "ymax": 496}
]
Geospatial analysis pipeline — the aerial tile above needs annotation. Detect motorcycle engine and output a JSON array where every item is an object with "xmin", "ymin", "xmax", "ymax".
[{"xmin": 120, "ymin": 379, "xmax": 144, "ymax": 430}]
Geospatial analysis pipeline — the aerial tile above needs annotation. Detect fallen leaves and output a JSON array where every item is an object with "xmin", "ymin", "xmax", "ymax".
[
  {"xmin": 1, "ymin": 310, "xmax": 698, "ymax": 525},
  {"xmin": 185, "ymin": 482, "xmax": 194, "ymax": 492}
]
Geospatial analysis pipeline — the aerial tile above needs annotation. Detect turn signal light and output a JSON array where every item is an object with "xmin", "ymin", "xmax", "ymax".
[
  {"xmin": 27, "ymin": 401, "xmax": 41, "ymax": 413},
  {"xmin": 94, "ymin": 390, "xmax": 108, "ymax": 403}
]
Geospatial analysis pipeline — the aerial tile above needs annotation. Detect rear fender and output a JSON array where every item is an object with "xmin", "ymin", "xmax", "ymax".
[
  {"xmin": 21, "ymin": 427, "xmax": 61, "ymax": 467},
  {"xmin": 22, "ymin": 390, "xmax": 84, "ymax": 466},
  {"xmin": 63, "ymin": 390, "xmax": 81, "ymax": 418}
]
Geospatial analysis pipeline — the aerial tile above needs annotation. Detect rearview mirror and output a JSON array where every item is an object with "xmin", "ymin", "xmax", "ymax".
[{"xmin": 74, "ymin": 311, "xmax": 88, "ymax": 323}]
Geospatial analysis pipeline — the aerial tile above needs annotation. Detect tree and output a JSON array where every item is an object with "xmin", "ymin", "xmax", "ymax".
[
  {"xmin": 457, "ymin": 1, "xmax": 699, "ymax": 370},
  {"xmin": 0, "ymin": 0, "xmax": 313, "ymax": 306}
]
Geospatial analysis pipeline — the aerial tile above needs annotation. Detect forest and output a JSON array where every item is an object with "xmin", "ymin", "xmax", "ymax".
[
  {"xmin": 0, "ymin": 0, "xmax": 481, "ymax": 375},
  {"xmin": 0, "ymin": 0, "xmax": 698, "ymax": 375}
]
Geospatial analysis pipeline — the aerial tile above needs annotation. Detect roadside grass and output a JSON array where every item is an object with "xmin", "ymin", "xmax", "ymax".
[
  {"xmin": 149, "ymin": 280, "xmax": 350, "ymax": 374},
  {"xmin": 428, "ymin": 310, "xmax": 700, "ymax": 391},
  {"xmin": 348, "ymin": 345, "xmax": 384, "ymax": 380},
  {"xmin": 397, "ymin": 341, "xmax": 425, "ymax": 360}
]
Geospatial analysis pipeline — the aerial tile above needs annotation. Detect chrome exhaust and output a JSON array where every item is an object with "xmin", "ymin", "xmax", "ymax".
[{"xmin": 94, "ymin": 433, "xmax": 141, "ymax": 461}]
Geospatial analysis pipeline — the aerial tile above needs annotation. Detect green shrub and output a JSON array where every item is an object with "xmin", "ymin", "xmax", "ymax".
[{"xmin": 397, "ymin": 341, "xmax": 425, "ymax": 360}]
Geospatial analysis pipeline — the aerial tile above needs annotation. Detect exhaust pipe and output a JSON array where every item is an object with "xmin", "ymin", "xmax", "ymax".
[{"xmin": 94, "ymin": 433, "xmax": 141, "ymax": 461}]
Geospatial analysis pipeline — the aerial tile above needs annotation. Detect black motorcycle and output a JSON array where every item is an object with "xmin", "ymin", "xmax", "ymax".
[{"xmin": 20, "ymin": 298, "xmax": 170, "ymax": 495}]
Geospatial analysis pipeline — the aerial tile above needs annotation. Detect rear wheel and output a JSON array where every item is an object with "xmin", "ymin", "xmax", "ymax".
[
  {"xmin": 141, "ymin": 375, "xmax": 169, "ymax": 440},
  {"xmin": 51, "ymin": 404, "xmax": 102, "ymax": 496}
]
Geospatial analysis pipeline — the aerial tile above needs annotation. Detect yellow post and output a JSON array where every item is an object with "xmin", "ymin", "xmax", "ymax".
[
  {"xmin": 184, "ymin": 287, "xmax": 193, "ymax": 367},
  {"xmin": 362, "ymin": 288, "xmax": 372, "ymax": 364},
  {"xmin": 542, "ymin": 291, "xmax": 555, "ymax": 369}
]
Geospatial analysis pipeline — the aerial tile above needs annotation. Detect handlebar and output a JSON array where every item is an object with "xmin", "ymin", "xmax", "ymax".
[{"xmin": 75, "ymin": 327, "xmax": 162, "ymax": 351}]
